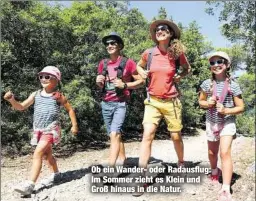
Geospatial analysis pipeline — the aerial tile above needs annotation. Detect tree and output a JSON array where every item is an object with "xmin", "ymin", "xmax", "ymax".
[
  {"xmin": 205, "ymin": 1, "xmax": 256, "ymax": 73},
  {"xmin": 236, "ymin": 72, "xmax": 255, "ymax": 136}
]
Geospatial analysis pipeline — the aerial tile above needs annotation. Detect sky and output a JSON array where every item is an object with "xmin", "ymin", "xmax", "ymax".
[
  {"xmin": 48, "ymin": 1, "xmax": 244, "ymax": 76},
  {"xmin": 130, "ymin": 1, "xmax": 231, "ymax": 48},
  {"xmin": 48, "ymin": 1, "xmax": 231, "ymax": 48}
]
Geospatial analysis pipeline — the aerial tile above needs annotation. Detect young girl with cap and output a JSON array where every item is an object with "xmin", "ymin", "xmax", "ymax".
[
  {"xmin": 199, "ymin": 51, "xmax": 244, "ymax": 201},
  {"xmin": 96, "ymin": 32, "xmax": 144, "ymax": 167},
  {"xmin": 4, "ymin": 66, "xmax": 78, "ymax": 195},
  {"xmin": 134, "ymin": 19, "xmax": 191, "ymax": 196}
]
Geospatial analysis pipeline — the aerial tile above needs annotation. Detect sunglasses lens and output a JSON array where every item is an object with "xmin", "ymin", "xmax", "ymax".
[
  {"xmin": 105, "ymin": 41, "xmax": 117, "ymax": 46},
  {"xmin": 156, "ymin": 25, "xmax": 168, "ymax": 32},
  {"xmin": 217, "ymin": 60, "xmax": 224, "ymax": 64},
  {"xmin": 39, "ymin": 75, "xmax": 51, "ymax": 80},
  {"xmin": 210, "ymin": 59, "xmax": 224, "ymax": 66}
]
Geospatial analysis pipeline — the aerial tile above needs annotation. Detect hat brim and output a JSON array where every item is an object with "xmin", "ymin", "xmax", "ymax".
[
  {"xmin": 102, "ymin": 35, "xmax": 124, "ymax": 49},
  {"xmin": 38, "ymin": 72, "xmax": 58, "ymax": 79},
  {"xmin": 150, "ymin": 19, "xmax": 181, "ymax": 43},
  {"xmin": 208, "ymin": 52, "xmax": 231, "ymax": 63}
]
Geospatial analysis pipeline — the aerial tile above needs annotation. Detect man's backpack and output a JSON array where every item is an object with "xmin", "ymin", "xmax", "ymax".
[
  {"xmin": 101, "ymin": 57, "xmax": 128, "ymax": 96},
  {"xmin": 145, "ymin": 47, "xmax": 181, "ymax": 102}
]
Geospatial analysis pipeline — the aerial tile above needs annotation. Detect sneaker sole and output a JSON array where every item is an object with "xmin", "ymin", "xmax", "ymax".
[
  {"xmin": 14, "ymin": 188, "xmax": 32, "ymax": 196},
  {"xmin": 132, "ymin": 191, "xmax": 145, "ymax": 197}
]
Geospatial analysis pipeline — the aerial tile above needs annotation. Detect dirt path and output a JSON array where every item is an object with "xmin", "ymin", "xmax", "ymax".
[{"xmin": 1, "ymin": 130, "xmax": 255, "ymax": 201}]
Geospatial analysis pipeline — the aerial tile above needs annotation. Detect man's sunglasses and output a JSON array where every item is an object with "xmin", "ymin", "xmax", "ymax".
[
  {"xmin": 155, "ymin": 25, "xmax": 169, "ymax": 33},
  {"xmin": 104, "ymin": 40, "xmax": 117, "ymax": 47},
  {"xmin": 209, "ymin": 59, "xmax": 225, "ymax": 66},
  {"xmin": 39, "ymin": 75, "xmax": 54, "ymax": 80}
]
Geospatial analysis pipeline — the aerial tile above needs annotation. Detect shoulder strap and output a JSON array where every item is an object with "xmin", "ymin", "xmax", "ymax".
[
  {"xmin": 116, "ymin": 57, "xmax": 128, "ymax": 79},
  {"xmin": 175, "ymin": 57, "xmax": 180, "ymax": 74},
  {"xmin": 146, "ymin": 47, "xmax": 155, "ymax": 71},
  {"xmin": 36, "ymin": 89, "xmax": 41, "ymax": 95},
  {"xmin": 145, "ymin": 47, "xmax": 156, "ymax": 102},
  {"xmin": 213, "ymin": 79, "xmax": 230, "ymax": 104},
  {"xmin": 102, "ymin": 59, "xmax": 109, "ymax": 76}
]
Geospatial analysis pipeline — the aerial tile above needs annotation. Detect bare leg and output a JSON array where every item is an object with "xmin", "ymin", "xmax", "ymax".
[
  {"xmin": 118, "ymin": 138, "xmax": 126, "ymax": 163},
  {"xmin": 170, "ymin": 132, "xmax": 184, "ymax": 163},
  {"xmin": 109, "ymin": 132, "xmax": 121, "ymax": 167},
  {"xmin": 208, "ymin": 141, "xmax": 220, "ymax": 169},
  {"xmin": 220, "ymin": 136, "xmax": 233, "ymax": 185},
  {"xmin": 138, "ymin": 123, "xmax": 157, "ymax": 169},
  {"xmin": 44, "ymin": 144, "xmax": 59, "ymax": 173},
  {"xmin": 30, "ymin": 141, "xmax": 51, "ymax": 183}
]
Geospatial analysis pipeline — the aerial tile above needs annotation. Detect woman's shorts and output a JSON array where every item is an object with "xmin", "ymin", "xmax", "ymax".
[
  {"xmin": 101, "ymin": 101, "xmax": 127, "ymax": 135},
  {"xmin": 143, "ymin": 96, "xmax": 183, "ymax": 132}
]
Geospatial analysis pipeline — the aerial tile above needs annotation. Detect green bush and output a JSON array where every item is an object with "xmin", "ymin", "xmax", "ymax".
[{"xmin": 236, "ymin": 110, "xmax": 255, "ymax": 137}]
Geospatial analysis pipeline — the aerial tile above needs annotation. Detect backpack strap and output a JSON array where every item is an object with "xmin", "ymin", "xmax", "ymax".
[
  {"xmin": 114, "ymin": 57, "xmax": 128, "ymax": 97},
  {"xmin": 115, "ymin": 57, "xmax": 128, "ymax": 79},
  {"xmin": 175, "ymin": 57, "xmax": 180, "ymax": 74},
  {"xmin": 213, "ymin": 79, "xmax": 229, "ymax": 104},
  {"xmin": 174, "ymin": 57, "xmax": 182, "ymax": 97},
  {"xmin": 102, "ymin": 59, "xmax": 109, "ymax": 76},
  {"xmin": 146, "ymin": 47, "xmax": 155, "ymax": 71},
  {"xmin": 145, "ymin": 47, "xmax": 156, "ymax": 102},
  {"xmin": 101, "ymin": 59, "xmax": 109, "ymax": 93}
]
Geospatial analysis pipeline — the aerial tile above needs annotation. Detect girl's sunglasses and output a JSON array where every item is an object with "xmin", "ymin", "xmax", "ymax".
[
  {"xmin": 39, "ymin": 75, "xmax": 54, "ymax": 80},
  {"xmin": 104, "ymin": 40, "xmax": 117, "ymax": 47},
  {"xmin": 209, "ymin": 59, "xmax": 225, "ymax": 66},
  {"xmin": 155, "ymin": 25, "xmax": 169, "ymax": 33}
]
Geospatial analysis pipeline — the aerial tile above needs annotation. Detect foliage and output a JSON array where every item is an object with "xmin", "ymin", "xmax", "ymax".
[
  {"xmin": 237, "ymin": 73, "xmax": 255, "ymax": 110},
  {"xmin": 205, "ymin": 1, "xmax": 256, "ymax": 73},
  {"xmin": 236, "ymin": 112, "xmax": 255, "ymax": 137},
  {"xmin": 235, "ymin": 73, "xmax": 255, "ymax": 136},
  {"xmin": 1, "ymin": 2, "xmax": 254, "ymax": 156}
]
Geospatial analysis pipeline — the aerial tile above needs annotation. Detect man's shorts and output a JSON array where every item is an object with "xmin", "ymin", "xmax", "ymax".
[
  {"xmin": 206, "ymin": 120, "xmax": 236, "ymax": 142},
  {"xmin": 101, "ymin": 101, "xmax": 127, "ymax": 135},
  {"xmin": 143, "ymin": 96, "xmax": 183, "ymax": 132}
]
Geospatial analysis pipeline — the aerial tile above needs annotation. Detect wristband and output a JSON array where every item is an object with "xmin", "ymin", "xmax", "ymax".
[{"xmin": 123, "ymin": 83, "xmax": 128, "ymax": 89}]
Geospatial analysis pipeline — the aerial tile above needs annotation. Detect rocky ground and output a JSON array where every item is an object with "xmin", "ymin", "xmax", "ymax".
[{"xmin": 1, "ymin": 130, "xmax": 255, "ymax": 201}]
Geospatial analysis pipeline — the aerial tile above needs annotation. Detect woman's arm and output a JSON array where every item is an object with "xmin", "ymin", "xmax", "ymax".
[
  {"xmin": 179, "ymin": 63, "xmax": 192, "ymax": 78},
  {"xmin": 136, "ymin": 59, "xmax": 148, "ymax": 79}
]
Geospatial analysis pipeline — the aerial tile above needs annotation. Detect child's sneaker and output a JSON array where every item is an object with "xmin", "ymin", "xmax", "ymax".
[
  {"xmin": 40, "ymin": 172, "xmax": 62, "ymax": 186},
  {"xmin": 177, "ymin": 161, "xmax": 185, "ymax": 168},
  {"xmin": 218, "ymin": 189, "xmax": 233, "ymax": 201},
  {"xmin": 132, "ymin": 183, "xmax": 148, "ymax": 197},
  {"xmin": 14, "ymin": 181, "xmax": 35, "ymax": 195},
  {"xmin": 210, "ymin": 168, "xmax": 222, "ymax": 183}
]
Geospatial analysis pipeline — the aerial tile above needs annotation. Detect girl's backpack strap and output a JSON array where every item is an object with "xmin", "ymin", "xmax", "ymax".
[
  {"xmin": 35, "ymin": 90, "xmax": 41, "ymax": 96},
  {"xmin": 212, "ymin": 79, "xmax": 230, "ymax": 103}
]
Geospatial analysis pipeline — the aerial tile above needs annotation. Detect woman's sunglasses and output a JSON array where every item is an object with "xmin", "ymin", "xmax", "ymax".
[
  {"xmin": 39, "ymin": 75, "xmax": 54, "ymax": 80},
  {"xmin": 155, "ymin": 25, "xmax": 169, "ymax": 33},
  {"xmin": 209, "ymin": 59, "xmax": 225, "ymax": 66},
  {"xmin": 104, "ymin": 40, "xmax": 117, "ymax": 47}
]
